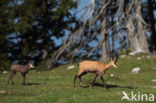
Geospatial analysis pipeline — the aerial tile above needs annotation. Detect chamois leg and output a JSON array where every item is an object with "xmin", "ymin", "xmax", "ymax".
[
  {"xmin": 78, "ymin": 76, "xmax": 83, "ymax": 86},
  {"xmin": 90, "ymin": 74, "xmax": 98, "ymax": 88},
  {"xmin": 22, "ymin": 73, "xmax": 26, "ymax": 85},
  {"xmin": 78, "ymin": 72, "xmax": 87, "ymax": 87},
  {"xmin": 8, "ymin": 71, "xmax": 16, "ymax": 85},
  {"xmin": 73, "ymin": 72, "xmax": 87, "ymax": 88},
  {"xmin": 73, "ymin": 74, "xmax": 78, "ymax": 88},
  {"xmin": 100, "ymin": 76, "xmax": 107, "ymax": 90},
  {"xmin": 8, "ymin": 73, "xmax": 12, "ymax": 84}
]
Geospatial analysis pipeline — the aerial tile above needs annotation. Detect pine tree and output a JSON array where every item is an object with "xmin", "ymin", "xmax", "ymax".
[
  {"xmin": 8, "ymin": 0, "xmax": 77, "ymax": 65},
  {"xmin": 0, "ymin": 0, "xmax": 12, "ymax": 70}
]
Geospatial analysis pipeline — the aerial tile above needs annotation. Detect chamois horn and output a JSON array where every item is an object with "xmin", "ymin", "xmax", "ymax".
[{"xmin": 115, "ymin": 57, "xmax": 119, "ymax": 63}]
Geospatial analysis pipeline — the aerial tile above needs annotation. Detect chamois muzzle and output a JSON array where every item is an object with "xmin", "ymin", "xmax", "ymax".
[{"xmin": 29, "ymin": 60, "xmax": 35, "ymax": 69}]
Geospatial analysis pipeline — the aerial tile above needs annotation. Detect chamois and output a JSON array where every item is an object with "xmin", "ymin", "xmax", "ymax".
[
  {"xmin": 73, "ymin": 57, "xmax": 119, "ymax": 89},
  {"xmin": 8, "ymin": 60, "xmax": 35, "ymax": 85}
]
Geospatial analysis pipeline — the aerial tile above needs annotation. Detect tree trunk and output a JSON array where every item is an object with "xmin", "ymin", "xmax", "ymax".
[
  {"xmin": 127, "ymin": 0, "xmax": 149, "ymax": 53},
  {"xmin": 148, "ymin": 0, "xmax": 156, "ymax": 53},
  {"xmin": 135, "ymin": 0, "xmax": 149, "ymax": 53},
  {"xmin": 100, "ymin": 0, "xmax": 110, "ymax": 62},
  {"xmin": 111, "ymin": 16, "xmax": 115, "ymax": 58},
  {"xmin": 42, "ymin": 49, "xmax": 47, "ymax": 59}
]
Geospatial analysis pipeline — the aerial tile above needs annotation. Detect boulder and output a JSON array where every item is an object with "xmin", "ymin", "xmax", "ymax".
[
  {"xmin": 131, "ymin": 67, "xmax": 141, "ymax": 74},
  {"xmin": 67, "ymin": 65, "xmax": 75, "ymax": 70}
]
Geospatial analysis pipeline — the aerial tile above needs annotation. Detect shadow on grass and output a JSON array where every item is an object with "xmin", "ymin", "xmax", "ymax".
[
  {"xmin": 83, "ymin": 83, "xmax": 133, "ymax": 89},
  {"xmin": 24, "ymin": 82, "xmax": 47, "ymax": 86}
]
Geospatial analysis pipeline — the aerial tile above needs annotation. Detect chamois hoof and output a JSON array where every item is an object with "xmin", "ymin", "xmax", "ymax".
[
  {"xmin": 90, "ymin": 85, "xmax": 93, "ymax": 89},
  {"xmin": 80, "ymin": 82, "xmax": 83, "ymax": 87},
  {"xmin": 104, "ymin": 87, "xmax": 107, "ymax": 90}
]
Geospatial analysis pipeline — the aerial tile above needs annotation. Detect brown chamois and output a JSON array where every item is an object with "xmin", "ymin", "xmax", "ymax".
[
  {"xmin": 8, "ymin": 60, "xmax": 35, "ymax": 85},
  {"xmin": 73, "ymin": 57, "xmax": 119, "ymax": 89}
]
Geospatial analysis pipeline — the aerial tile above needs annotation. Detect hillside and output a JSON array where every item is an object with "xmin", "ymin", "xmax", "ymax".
[{"xmin": 0, "ymin": 55, "xmax": 156, "ymax": 103}]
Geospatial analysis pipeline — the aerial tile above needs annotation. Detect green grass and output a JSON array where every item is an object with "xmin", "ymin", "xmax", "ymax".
[{"xmin": 0, "ymin": 56, "xmax": 156, "ymax": 103}]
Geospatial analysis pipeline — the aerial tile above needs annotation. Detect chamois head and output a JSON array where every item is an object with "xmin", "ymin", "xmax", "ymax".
[
  {"xmin": 28, "ymin": 60, "xmax": 35, "ymax": 69},
  {"xmin": 110, "ymin": 57, "xmax": 119, "ymax": 68}
]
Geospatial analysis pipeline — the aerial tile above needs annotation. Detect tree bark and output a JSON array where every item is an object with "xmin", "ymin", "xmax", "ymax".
[
  {"xmin": 100, "ymin": 0, "xmax": 110, "ymax": 62},
  {"xmin": 127, "ymin": 0, "xmax": 149, "ymax": 53},
  {"xmin": 135, "ymin": 0, "xmax": 149, "ymax": 53}
]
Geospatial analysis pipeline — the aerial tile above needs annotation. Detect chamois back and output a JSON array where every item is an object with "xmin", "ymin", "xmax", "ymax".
[
  {"xmin": 79, "ymin": 60, "xmax": 105, "ymax": 72},
  {"xmin": 11, "ymin": 64, "xmax": 29, "ymax": 73}
]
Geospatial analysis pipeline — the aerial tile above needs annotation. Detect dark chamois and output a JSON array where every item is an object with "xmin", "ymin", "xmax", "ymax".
[{"xmin": 8, "ymin": 61, "xmax": 35, "ymax": 85}]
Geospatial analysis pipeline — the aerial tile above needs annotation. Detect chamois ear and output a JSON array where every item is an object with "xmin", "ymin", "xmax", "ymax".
[{"xmin": 115, "ymin": 57, "xmax": 119, "ymax": 63}]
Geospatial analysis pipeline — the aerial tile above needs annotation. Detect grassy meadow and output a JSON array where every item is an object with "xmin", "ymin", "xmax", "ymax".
[{"xmin": 0, "ymin": 55, "xmax": 156, "ymax": 103}]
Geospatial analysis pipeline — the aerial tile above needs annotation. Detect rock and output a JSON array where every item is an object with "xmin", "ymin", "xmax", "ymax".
[
  {"xmin": 0, "ymin": 90, "xmax": 6, "ymax": 94},
  {"xmin": 0, "ymin": 90, "xmax": 11, "ymax": 94},
  {"xmin": 151, "ymin": 86, "xmax": 156, "ymax": 88},
  {"xmin": 146, "ymin": 56, "xmax": 150, "ymax": 59},
  {"xmin": 129, "ymin": 52, "xmax": 135, "ymax": 56},
  {"xmin": 129, "ymin": 49, "xmax": 145, "ymax": 56},
  {"xmin": 137, "ymin": 57, "xmax": 141, "ymax": 60},
  {"xmin": 151, "ymin": 80, "xmax": 156, "ymax": 82},
  {"xmin": 110, "ymin": 73, "xmax": 114, "ymax": 77},
  {"xmin": 67, "ymin": 65, "xmax": 75, "ymax": 70},
  {"xmin": 121, "ymin": 55, "xmax": 126, "ymax": 58},
  {"xmin": 51, "ymin": 70, "xmax": 55, "ymax": 72},
  {"xmin": 152, "ymin": 68, "xmax": 156, "ymax": 70},
  {"xmin": 131, "ymin": 67, "xmax": 141, "ymax": 74},
  {"xmin": 37, "ymin": 71, "xmax": 41, "ymax": 74},
  {"xmin": 2, "ymin": 71, "xmax": 7, "ymax": 74}
]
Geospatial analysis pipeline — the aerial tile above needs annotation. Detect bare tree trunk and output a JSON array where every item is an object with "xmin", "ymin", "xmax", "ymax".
[
  {"xmin": 148, "ymin": 0, "xmax": 156, "ymax": 53},
  {"xmin": 100, "ymin": 0, "xmax": 110, "ymax": 62},
  {"xmin": 111, "ymin": 16, "xmax": 115, "ymax": 58},
  {"xmin": 42, "ymin": 49, "xmax": 47, "ymax": 59},
  {"xmin": 44, "ymin": 0, "xmax": 152, "ymax": 69},
  {"xmin": 127, "ymin": 0, "xmax": 149, "ymax": 53},
  {"xmin": 135, "ymin": 0, "xmax": 149, "ymax": 53}
]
